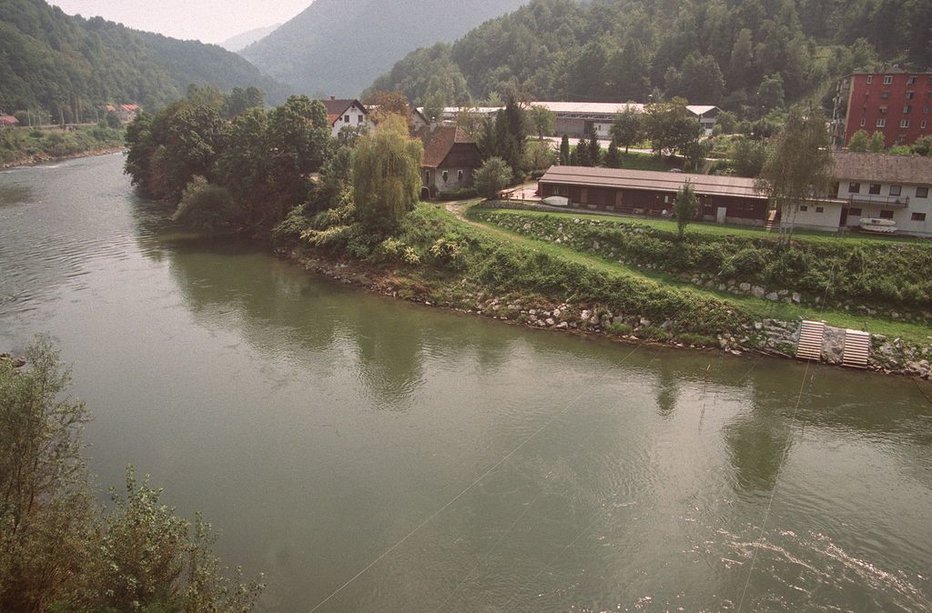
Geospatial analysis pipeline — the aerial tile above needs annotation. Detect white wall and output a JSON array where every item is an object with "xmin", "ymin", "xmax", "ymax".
[
  {"xmin": 781, "ymin": 203, "xmax": 843, "ymax": 232},
  {"xmin": 331, "ymin": 104, "xmax": 369, "ymax": 137},
  {"xmin": 837, "ymin": 181, "xmax": 932, "ymax": 237}
]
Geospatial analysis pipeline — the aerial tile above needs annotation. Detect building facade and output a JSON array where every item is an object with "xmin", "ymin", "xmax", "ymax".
[
  {"xmin": 415, "ymin": 125, "xmax": 482, "ymax": 199},
  {"xmin": 538, "ymin": 166, "xmax": 769, "ymax": 226},
  {"xmin": 843, "ymin": 70, "xmax": 932, "ymax": 147},
  {"xmin": 321, "ymin": 98, "xmax": 369, "ymax": 138}
]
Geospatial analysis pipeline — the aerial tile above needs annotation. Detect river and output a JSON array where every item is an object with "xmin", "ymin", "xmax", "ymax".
[{"xmin": 1, "ymin": 154, "xmax": 930, "ymax": 612}]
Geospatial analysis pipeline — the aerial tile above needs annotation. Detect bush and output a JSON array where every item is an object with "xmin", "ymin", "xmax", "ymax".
[{"xmin": 172, "ymin": 176, "xmax": 242, "ymax": 234}]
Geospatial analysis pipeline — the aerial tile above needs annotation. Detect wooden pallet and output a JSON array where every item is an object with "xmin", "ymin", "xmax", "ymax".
[
  {"xmin": 796, "ymin": 320, "xmax": 825, "ymax": 361},
  {"xmin": 842, "ymin": 329, "xmax": 871, "ymax": 368}
]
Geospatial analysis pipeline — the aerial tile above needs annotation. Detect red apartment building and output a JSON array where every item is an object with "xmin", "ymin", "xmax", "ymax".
[{"xmin": 843, "ymin": 70, "xmax": 932, "ymax": 148}]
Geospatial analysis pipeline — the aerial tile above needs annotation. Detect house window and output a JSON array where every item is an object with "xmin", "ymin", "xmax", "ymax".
[
  {"xmin": 848, "ymin": 207, "xmax": 862, "ymax": 217},
  {"xmin": 816, "ymin": 206, "xmax": 824, "ymax": 213},
  {"xmin": 457, "ymin": 170, "xmax": 464, "ymax": 182},
  {"xmin": 357, "ymin": 115, "xmax": 364, "ymax": 124},
  {"xmin": 876, "ymin": 118, "xmax": 886, "ymax": 128},
  {"xmin": 879, "ymin": 106, "xmax": 887, "ymax": 113},
  {"xmin": 880, "ymin": 210, "xmax": 894, "ymax": 219},
  {"xmin": 906, "ymin": 91, "xmax": 915, "ymax": 99},
  {"xmin": 799, "ymin": 205, "xmax": 809, "ymax": 212},
  {"xmin": 869, "ymin": 184, "xmax": 881, "ymax": 194},
  {"xmin": 916, "ymin": 187, "xmax": 929, "ymax": 198},
  {"xmin": 866, "ymin": 75, "xmax": 873, "ymax": 84},
  {"xmin": 907, "ymin": 76, "xmax": 916, "ymax": 85},
  {"xmin": 900, "ymin": 119, "xmax": 910, "ymax": 128},
  {"xmin": 922, "ymin": 120, "xmax": 928, "ymax": 129},
  {"xmin": 889, "ymin": 185, "xmax": 902, "ymax": 196},
  {"xmin": 911, "ymin": 212, "xmax": 927, "ymax": 221},
  {"xmin": 442, "ymin": 170, "xmax": 449, "ymax": 183},
  {"xmin": 849, "ymin": 182, "xmax": 861, "ymax": 193},
  {"xmin": 344, "ymin": 114, "xmax": 350, "ymax": 122},
  {"xmin": 880, "ymin": 91, "xmax": 890, "ymax": 99},
  {"xmin": 883, "ymin": 75, "xmax": 893, "ymax": 84},
  {"xmin": 903, "ymin": 106, "xmax": 912, "ymax": 114},
  {"xmin": 859, "ymin": 118, "xmax": 866, "ymax": 127},
  {"xmin": 924, "ymin": 107, "xmax": 930, "ymax": 115}
]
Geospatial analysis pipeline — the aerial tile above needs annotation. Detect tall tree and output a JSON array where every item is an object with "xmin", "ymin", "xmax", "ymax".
[
  {"xmin": 475, "ymin": 156, "xmax": 513, "ymax": 199},
  {"xmin": 611, "ymin": 106, "xmax": 644, "ymax": 154},
  {"xmin": 644, "ymin": 98, "xmax": 702, "ymax": 159},
  {"xmin": 757, "ymin": 105, "xmax": 833, "ymax": 241},
  {"xmin": 529, "ymin": 105, "xmax": 555, "ymax": 140},
  {"xmin": 352, "ymin": 115, "xmax": 423, "ymax": 233},
  {"xmin": 674, "ymin": 180, "xmax": 698, "ymax": 240},
  {"xmin": 559, "ymin": 134, "xmax": 571, "ymax": 165}
]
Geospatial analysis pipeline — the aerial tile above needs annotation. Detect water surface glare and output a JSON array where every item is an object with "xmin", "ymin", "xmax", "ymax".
[{"xmin": 1, "ymin": 155, "xmax": 930, "ymax": 612}]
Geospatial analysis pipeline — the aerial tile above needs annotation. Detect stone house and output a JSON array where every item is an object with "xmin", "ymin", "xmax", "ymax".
[{"xmin": 415, "ymin": 125, "xmax": 482, "ymax": 199}]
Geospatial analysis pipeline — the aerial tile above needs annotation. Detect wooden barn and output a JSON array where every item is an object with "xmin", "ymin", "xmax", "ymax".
[{"xmin": 538, "ymin": 166, "xmax": 770, "ymax": 226}]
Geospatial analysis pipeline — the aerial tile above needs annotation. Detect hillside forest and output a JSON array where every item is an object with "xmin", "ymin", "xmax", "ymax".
[{"xmin": 368, "ymin": 0, "xmax": 932, "ymax": 118}]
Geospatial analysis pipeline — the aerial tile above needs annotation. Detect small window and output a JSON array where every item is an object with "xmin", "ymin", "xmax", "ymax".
[
  {"xmin": 441, "ymin": 170, "xmax": 449, "ymax": 183},
  {"xmin": 903, "ymin": 106, "xmax": 912, "ymax": 114},
  {"xmin": 879, "ymin": 106, "xmax": 888, "ymax": 113},
  {"xmin": 866, "ymin": 75, "xmax": 873, "ymax": 84},
  {"xmin": 924, "ymin": 107, "xmax": 930, "ymax": 115},
  {"xmin": 357, "ymin": 115, "xmax": 364, "ymax": 124},
  {"xmin": 900, "ymin": 119, "xmax": 910, "ymax": 128},
  {"xmin": 916, "ymin": 187, "xmax": 929, "ymax": 198},
  {"xmin": 868, "ymin": 184, "xmax": 881, "ymax": 194},
  {"xmin": 876, "ymin": 118, "xmax": 886, "ymax": 128},
  {"xmin": 889, "ymin": 185, "xmax": 902, "ymax": 196},
  {"xmin": 457, "ymin": 170, "xmax": 464, "ymax": 181},
  {"xmin": 848, "ymin": 207, "xmax": 862, "ymax": 217},
  {"xmin": 911, "ymin": 212, "xmax": 927, "ymax": 221},
  {"xmin": 906, "ymin": 91, "xmax": 915, "ymax": 99},
  {"xmin": 344, "ymin": 114, "xmax": 350, "ymax": 122},
  {"xmin": 922, "ymin": 120, "xmax": 928, "ymax": 129},
  {"xmin": 880, "ymin": 91, "xmax": 890, "ymax": 99},
  {"xmin": 907, "ymin": 76, "xmax": 916, "ymax": 85},
  {"xmin": 849, "ymin": 182, "xmax": 861, "ymax": 194},
  {"xmin": 859, "ymin": 118, "xmax": 866, "ymax": 127},
  {"xmin": 880, "ymin": 210, "xmax": 894, "ymax": 219},
  {"xmin": 799, "ymin": 205, "xmax": 809, "ymax": 212},
  {"xmin": 816, "ymin": 206, "xmax": 824, "ymax": 213},
  {"xmin": 883, "ymin": 75, "xmax": 893, "ymax": 84}
]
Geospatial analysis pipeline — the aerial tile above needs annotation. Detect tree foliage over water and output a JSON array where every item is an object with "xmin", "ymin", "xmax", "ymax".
[
  {"xmin": 0, "ymin": 338, "xmax": 263, "ymax": 612},
  {"xmin": 369, "ymin": 0, "xmax": 930, "ymax": 115}
]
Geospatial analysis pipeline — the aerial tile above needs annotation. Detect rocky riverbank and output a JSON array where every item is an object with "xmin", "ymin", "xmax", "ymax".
[
  {"xmin": 284, "ymin": 247, "xmax": 932, "ymax": 380},
  {"xmin": 0, "ymin": 146, "xmax": 125, "ymax": 170}
]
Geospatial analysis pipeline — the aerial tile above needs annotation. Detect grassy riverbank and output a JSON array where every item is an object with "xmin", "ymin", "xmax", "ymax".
[{"xmin": 0, "ymin": 125, "xmax": 125, "ymax": 167}]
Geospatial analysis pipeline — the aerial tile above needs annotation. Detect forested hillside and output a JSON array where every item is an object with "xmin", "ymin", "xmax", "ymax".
[
  {"xmin": 0, "ymin": 0, "xmax": 287, "ymax": 121},
  {"xmin": 239, "ymin": 0, "xmax": 529, "ymax": 97},
  {"xmin": 369, "ymin": 0, "xmax": 932, "ymax": 115}
]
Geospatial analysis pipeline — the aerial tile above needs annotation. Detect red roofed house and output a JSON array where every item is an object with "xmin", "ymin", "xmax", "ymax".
[
  {"xmin": 415, "ymin": 125, "xmax": 482, "ymax": 199},
  {"xmin": 0, "ymin": 115, "xmax": 19, "ymax": 127},
  {"xmin": 321, "ymin": 97, "xmax": 369, "ymax": 137}
]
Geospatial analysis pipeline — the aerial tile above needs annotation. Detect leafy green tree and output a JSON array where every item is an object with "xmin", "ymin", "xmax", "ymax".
[
  {"xmin": 172, "ymin": 176, "xmax": 242, "ymax": 234},
  {"xmin": 474, "ymin": 156, "xmax": 513, "ymax": 199},
  {"xmin": 611, "ymin": 106, "xmax": 644, "ymax": 154},
  {"xmin": 352, "ymin": 114, "xmax": 423, "ymax": 233},
  {"xmin": 644, "ymin": 98, "xmax": 702, "ymax": 158},
  {"xmin": 559, "ymin": 134, "xmax": 570, "ymax": 165},
  {"xmin": 731, "ymin": 137, "xmax": 767, "ymax": 177},
  {"xmin": 847, "ymin": 129, "xmax": 869, "ymax": 152},
  {"xmin": 868, "ymin": 131, "xmax": 886, "ymax": 153},
  {"xmin": 674, "ymin": 180, "xmax": 698, "ymax": 239},
  {"xmin": 0, "ymin": 338, "xmax": 93, "ymax": 612},
  {"xmin": 912, "ymin": 136, "xmax": 932, "ymax": 157},
  {"xmin": 529, "ymin": 105, "xmax": 555, "ymax": 139},
  {"xmin": 523, "ymin": 140, "xmax": 556, "ymax": 173},
  {"xmin": 757, "ymin": 105, "xmax": 833, "ymax": 241},
  {"xmin": 423, "ymin": 90, "xmax": 447, "ymax": 123}
]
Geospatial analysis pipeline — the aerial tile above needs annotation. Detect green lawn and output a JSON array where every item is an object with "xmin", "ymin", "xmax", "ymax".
[{"xmin": 461, "ymin": 205, "xmax": 932, "ymax": 344}]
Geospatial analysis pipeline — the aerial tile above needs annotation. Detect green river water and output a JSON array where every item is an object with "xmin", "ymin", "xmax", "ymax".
[{"xmin": 1, "ymin": 154, "xmax": 930, "ymax": 612}]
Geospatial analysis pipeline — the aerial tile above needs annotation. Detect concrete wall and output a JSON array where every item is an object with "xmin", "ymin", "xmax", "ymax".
[{"xmin": 781, "ymin": 203, "xmax": 843, "ymax": 232}]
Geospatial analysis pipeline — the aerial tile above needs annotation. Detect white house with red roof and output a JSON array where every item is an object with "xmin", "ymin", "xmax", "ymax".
[{"xmin": 320, "ymin": 97, "xmax": 369, "ymax": 137}]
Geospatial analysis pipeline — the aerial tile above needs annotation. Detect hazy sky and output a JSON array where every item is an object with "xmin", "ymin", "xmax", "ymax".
[{"xmin": 49, "ymin": 0, "xmax": 312, "ymax": 44}]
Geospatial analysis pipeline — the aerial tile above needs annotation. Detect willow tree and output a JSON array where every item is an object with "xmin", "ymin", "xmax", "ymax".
[
  {"xmin": 352, "ymin": 114, "xmax": 423, "ymax": 233},
  {"xmin": 756, "ymin": 105, "xmax": 833, "ymax": 242}
]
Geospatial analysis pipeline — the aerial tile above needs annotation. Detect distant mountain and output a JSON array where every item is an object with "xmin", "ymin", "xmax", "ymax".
[
  {"xmin": 0, "ymin": 0, "xmax": 289, "ymax": 119},
  {"xmin": 239, "ymin": 0, "xmax": 529, "ymax": 97},
  {"xmin": 220, "ymin": 24, "xmax": 280, "ymax": 52}
]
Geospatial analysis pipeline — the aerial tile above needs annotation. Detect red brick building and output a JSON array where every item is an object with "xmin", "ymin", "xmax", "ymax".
[{"xmin": 843, "ymin": 70, "xmax": 932, "ymax": 148}]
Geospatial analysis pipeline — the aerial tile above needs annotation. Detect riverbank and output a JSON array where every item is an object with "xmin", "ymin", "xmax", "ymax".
[
  {"xmin": 287, "ymin": 249, "xmax": 932, "ymax": 378},
  {"xmin": 0, "ymin": 125, "xmax": 125, "ymax": 169}
]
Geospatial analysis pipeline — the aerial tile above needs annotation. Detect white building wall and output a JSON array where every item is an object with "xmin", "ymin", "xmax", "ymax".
[
  {"xmin": 836, "ymin": 181, "xmax": 932, "ymax": 237},
  {"xmin": 782, "ymin": 203, "xmax": 844, "ymax": 232},
  {"xmin": 331, "ymin": 104, "xmax": 369, "ymax": 138}
]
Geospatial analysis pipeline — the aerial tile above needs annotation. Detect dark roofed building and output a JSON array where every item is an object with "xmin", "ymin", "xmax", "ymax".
[
  {"xmin": 538, "ymin": 166, "xmax": 769, "ymax": 225},
  {"xmin": 415, "ymin": 125, "xmax": 481, "ymax": 199}
]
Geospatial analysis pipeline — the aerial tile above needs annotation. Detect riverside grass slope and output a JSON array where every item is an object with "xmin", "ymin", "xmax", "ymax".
[{"xmin": 464, "ymin": 204, "xmax": 931, "ymax": 346}]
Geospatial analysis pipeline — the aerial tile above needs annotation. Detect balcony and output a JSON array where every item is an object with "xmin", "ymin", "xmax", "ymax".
[{"xmin": 848, "ymin": 194, "xmax": 910, "ymax": 208}]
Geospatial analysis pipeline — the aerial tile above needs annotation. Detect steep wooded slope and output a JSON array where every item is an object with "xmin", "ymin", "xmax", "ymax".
[{"xmin": 0, "ymin": 0, "xmax": 288, "ymax": 118}]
